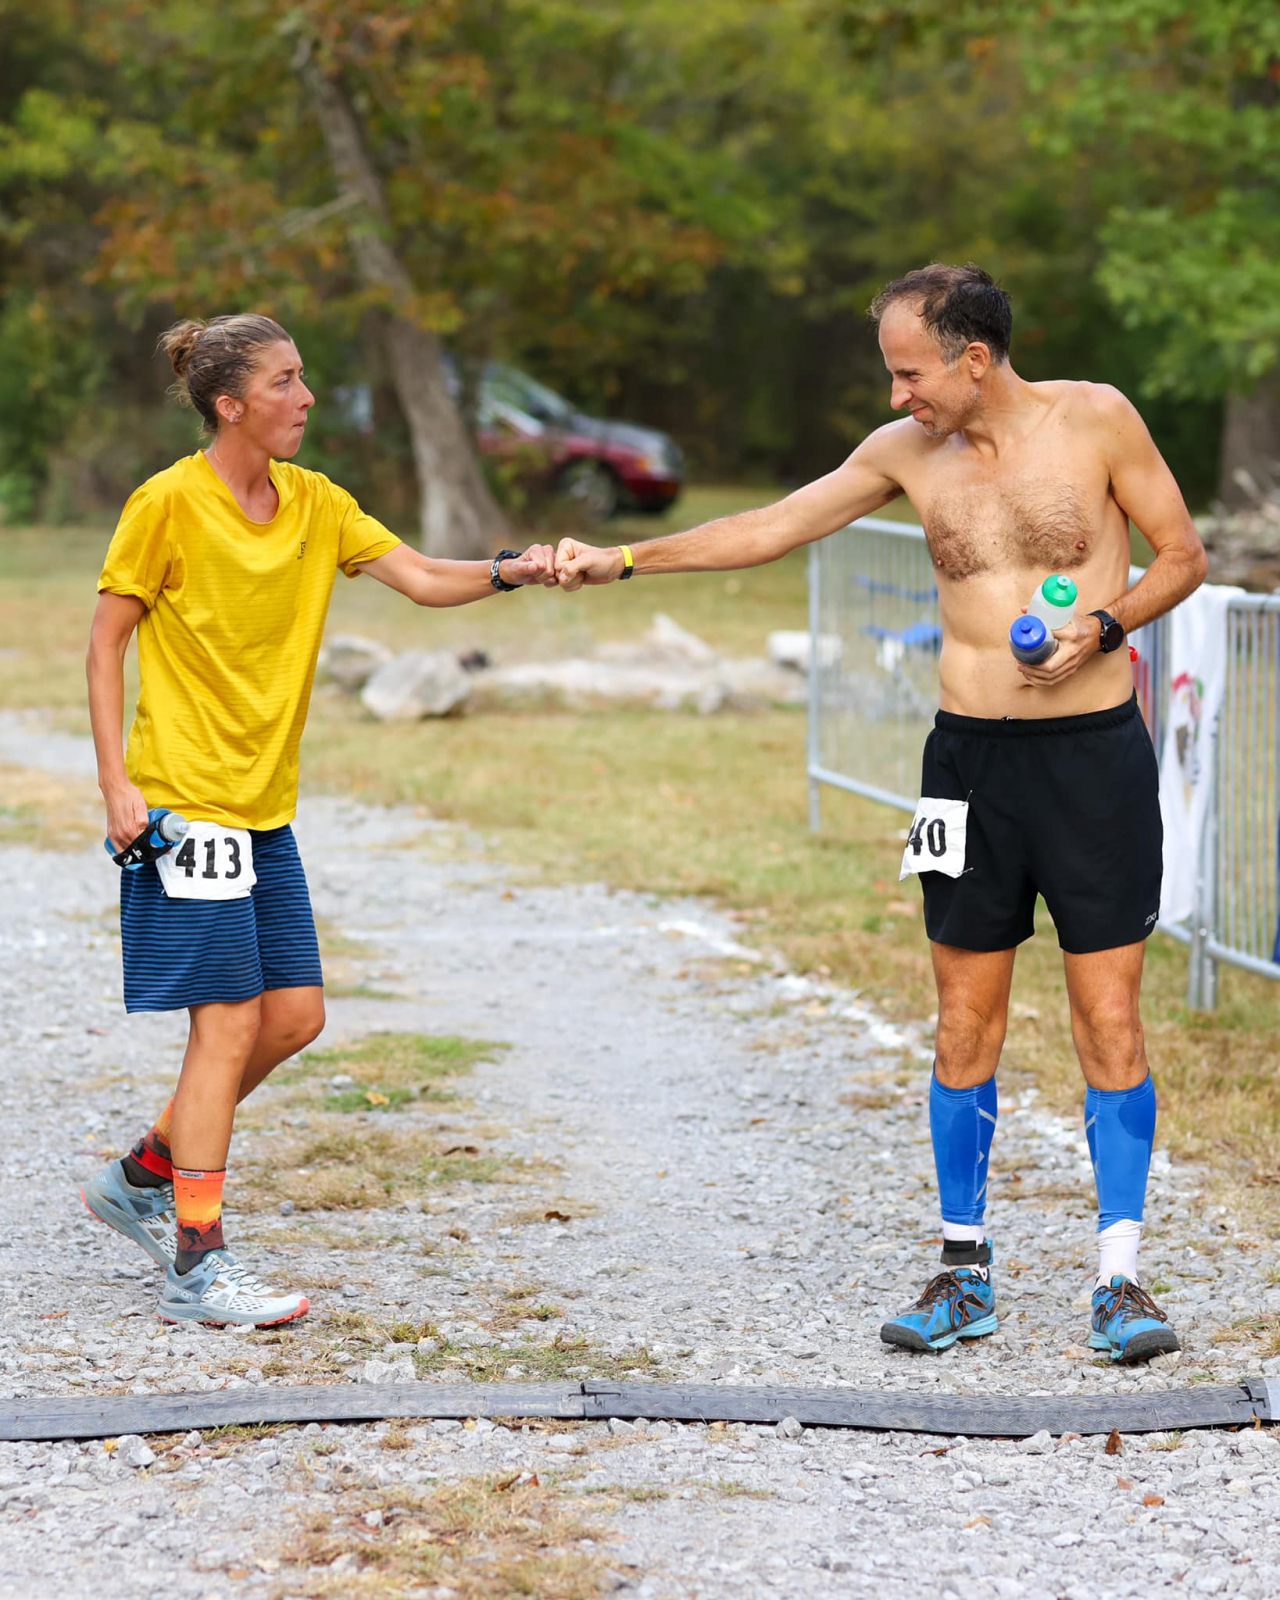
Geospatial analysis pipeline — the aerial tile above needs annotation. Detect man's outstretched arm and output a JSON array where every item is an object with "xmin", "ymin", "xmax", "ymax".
[{"xmin": 555, "ymin": 431, "xmax": 905, "ymax": 589}]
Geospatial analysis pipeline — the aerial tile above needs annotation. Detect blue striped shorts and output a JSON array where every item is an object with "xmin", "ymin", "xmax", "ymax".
[{"xmin": 120, "ymin": 823, "xmax": 323, "ymax": 1013}]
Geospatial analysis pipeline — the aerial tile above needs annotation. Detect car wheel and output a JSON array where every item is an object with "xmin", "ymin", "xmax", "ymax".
[{"xmin": 556, "ymin": 459, "xmax": 620, "ymax": 521}]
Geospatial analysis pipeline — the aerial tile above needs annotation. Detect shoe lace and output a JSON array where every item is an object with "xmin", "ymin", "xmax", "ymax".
[
  {"xmin": 914, "ymin": 1271, "xmax": 966, "ymax": 1308},
  {"xmin": 218, "ymin": 1258, "xmax": 275, "ymax": 1297},
  {"xmin": 1099, "ymin": 1278, "xmax": 1167, "ymax": 1324}
]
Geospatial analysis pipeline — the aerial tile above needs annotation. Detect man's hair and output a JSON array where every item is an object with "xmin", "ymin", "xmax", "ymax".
[{"xmin": 869, "ymin": 264, "xmax": 1012, "ymax": 364}]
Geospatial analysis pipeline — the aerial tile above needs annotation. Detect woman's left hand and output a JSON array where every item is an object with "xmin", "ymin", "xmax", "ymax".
[{"xmin": 500, "ymin": 545, "xmax": 558, "ymax": 588}]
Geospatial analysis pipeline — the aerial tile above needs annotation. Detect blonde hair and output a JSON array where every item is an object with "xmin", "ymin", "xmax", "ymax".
[{"xmin": 158, "ymin": 314, "xmax": 291, "ymax": 433}]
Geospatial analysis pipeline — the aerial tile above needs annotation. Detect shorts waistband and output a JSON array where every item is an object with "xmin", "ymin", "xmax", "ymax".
[{"xmin": 934, "ymin": 693, "xmax": 1139, "ymax": 739}]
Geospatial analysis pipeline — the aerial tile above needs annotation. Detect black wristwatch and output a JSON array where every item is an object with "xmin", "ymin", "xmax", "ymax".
[
  {"xmin": 1089, "ymin": 609, "xmax": 1125, "ymax": 653},
  {"xmin": 490, "ymin": 549, "xmax": 524, "ymax": 592}
]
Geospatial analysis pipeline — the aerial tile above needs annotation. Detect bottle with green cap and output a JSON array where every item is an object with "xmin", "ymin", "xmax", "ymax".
[{"xmin": 1025, "ymin": 574, "xmax": 1078, "ymax": 632}]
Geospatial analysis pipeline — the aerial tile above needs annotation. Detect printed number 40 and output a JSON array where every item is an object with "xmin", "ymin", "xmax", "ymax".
[
  {"xmin": 172, "ymin": 835, "xmax": 243, "ymax": 881},
  {"xmin": 907, "ymin": 815, "xmax": 948, "ymax": 858}
]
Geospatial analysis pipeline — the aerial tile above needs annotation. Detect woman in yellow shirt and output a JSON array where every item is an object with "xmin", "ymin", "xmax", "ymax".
[{"xmin": 82, "ymin": 313, "xmax": 555, "ymax": 1328}]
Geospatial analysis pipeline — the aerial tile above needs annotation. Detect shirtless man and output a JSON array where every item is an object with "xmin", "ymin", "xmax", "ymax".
[{"xmin": 555, "ymin": 263, "xmax": 1207, "ymax": 1363}]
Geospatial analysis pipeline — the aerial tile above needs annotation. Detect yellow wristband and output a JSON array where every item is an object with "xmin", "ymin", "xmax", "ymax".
[{"xmin": 619, "ymin": 544, "xmax": 634, "ymax": 581}]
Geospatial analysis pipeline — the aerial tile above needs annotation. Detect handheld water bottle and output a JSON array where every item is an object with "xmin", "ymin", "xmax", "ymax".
[
  {"xmin": 1010, "ymin": 574, "xmax": 1078, "ymax": 665},
  {"xmin": 105, "ymin": 808, "xmax": 190, "ymax": 870}
]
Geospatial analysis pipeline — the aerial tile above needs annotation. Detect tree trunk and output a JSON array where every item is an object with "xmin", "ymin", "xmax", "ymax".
[
  {"xmin": 296, "ymin": 49, "xmax": 510, "ymax": 557},
  {"xmin": 1217, "ymin": 376, "xmax": 1280, "ymax": 510}
]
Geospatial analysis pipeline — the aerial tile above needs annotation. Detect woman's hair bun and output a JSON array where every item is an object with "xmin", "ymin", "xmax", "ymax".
[{"xmin": 158, "ymin": 319, "xmax": 208, "ymax": 379}]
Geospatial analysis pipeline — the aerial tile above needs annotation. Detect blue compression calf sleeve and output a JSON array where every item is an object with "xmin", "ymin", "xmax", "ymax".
[
  {"xmin": 1084, "ymin": 1074, "xmax": 1156, "ymax": 1230},
  {"xmin": 930, "ymin": 1074, "xmax": 998, "ymax": 1228}
]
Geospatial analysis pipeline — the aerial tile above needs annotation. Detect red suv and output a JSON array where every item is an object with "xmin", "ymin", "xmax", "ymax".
[{"xmin": 476, "ymin": 364, "xmax": 684, "ymax": 520}]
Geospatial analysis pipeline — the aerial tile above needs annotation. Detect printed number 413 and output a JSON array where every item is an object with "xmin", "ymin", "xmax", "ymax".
[{"xmin": 172, "ymin": 835, "xmax": 243, "ymax": 881}]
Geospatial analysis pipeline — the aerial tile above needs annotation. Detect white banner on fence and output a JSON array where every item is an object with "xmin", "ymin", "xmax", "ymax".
[{"xmin": 1157, "ymin": 581, "xmax": 1246, "ymax": 925}]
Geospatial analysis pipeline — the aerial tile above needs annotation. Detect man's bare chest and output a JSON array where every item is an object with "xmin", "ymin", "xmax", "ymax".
[{"xmin": 917, "ymin": 464, "xmax": 1109, "ymax": 582}]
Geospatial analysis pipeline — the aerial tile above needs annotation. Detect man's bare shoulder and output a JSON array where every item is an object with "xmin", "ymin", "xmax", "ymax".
[
  {"xmin": 1035, "ymin": 378, "xmax": 1142, "ymax": 430},
  {"xmin": 854, "ymin": 416, "xmax": 934, "ymax": 465}
]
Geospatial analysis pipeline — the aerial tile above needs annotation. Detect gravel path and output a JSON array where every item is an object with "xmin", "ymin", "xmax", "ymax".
[{"xmin": 1, "ymin": 709, "xmax": 1278, "ymax": 1599}]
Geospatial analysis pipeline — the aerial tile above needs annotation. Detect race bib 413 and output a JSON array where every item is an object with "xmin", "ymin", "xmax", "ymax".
[
  {"xmin": 156, "ymin": 820, "xmax": 256, "ymax": 901},
  {"xmin": 899, "ymin": 796, "xmax": 969, "ymax": 881}
]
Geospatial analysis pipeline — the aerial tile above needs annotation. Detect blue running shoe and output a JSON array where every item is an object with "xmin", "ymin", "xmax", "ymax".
[
  {"xmin": 80, "ymin": 1158, "xmax": 176, "ymax": 1269},
  {"xmin": 880, "ymin": 1259, "xmax": 998, "ymax": 1353},
  {"xmin": 1090, "ymin": 1276, "xmax": 1180, "ymax": 1363}
]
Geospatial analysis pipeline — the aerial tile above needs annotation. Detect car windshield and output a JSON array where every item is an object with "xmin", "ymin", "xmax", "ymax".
[{"xmin": 484, "ymin": 366, "xmax": 575, "ymax": 426}]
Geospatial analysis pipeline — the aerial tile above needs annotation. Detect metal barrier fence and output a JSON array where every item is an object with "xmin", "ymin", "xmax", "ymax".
[{"xmin": 807, "ymin": 517, "xmax": 1280, "ymax": 1008}]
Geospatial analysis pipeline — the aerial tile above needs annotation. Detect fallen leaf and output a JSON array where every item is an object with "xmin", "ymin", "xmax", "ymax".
[
  {"xmin": 502, "ymin": 890, "xmax": 517, "ymax": 900},
  {"xmin": 442, "ymin": 1144, "xmax": 479, "ymax": 1156},
  {"xmin": 964, "ymin": 1515, "xmax": 991, "ymax": 1529},
  {"xmin": 544, "ymin": 1210, "xmax": 571, "ymax": 1223},
  {"xmin": 103, "ymin": 1440, "xmax": 118, "ymax": 1454},
  {"xmin": 1116, "ymin": 1477, "xmax": 1132, "ymax": 1490},
  {"xmin": 365, "ymin": 1091, "xmax": 389, "ymax": 1107},
  {"xmin": 1105, "ymin": 1429, "xmax": 1123, "ymax": 1456},
  {"xmin": 39, "ymin": 1311, "xmax": 68, "ymax": 1321},
  {"xmin": 86, "ymin": 1026, "xmax": 109, "ymax": 1036},
  {"xmin": 749, "ymin": 1116, "xmax": 770, "ymax": 1126},
  {"xmin": 226, "ymin": 1569, "xmax": 250, "ymax": 1581},
  {"xmin": 1143, "ymin": 1494, "xmax": 1164, "ymax": 1507},
  {"xmin": 921, "ymin": 1446, "xmax": 950, "ymax": 1457}
]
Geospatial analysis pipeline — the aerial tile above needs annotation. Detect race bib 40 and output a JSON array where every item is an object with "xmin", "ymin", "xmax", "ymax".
[
  {"xmin": 899, "ymin": 796, "xmax": 969, "ymax": 881},
  {"xmin": 156, "ymin": 820, "xmax": 256, "ymax": 901}
]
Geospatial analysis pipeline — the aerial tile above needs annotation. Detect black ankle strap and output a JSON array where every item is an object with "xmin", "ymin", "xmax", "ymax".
[{"xmin": 940, "ymin": 1238, "xmax": 991, "ymax": 1269}]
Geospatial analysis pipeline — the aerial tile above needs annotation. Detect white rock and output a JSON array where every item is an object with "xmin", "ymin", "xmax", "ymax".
[
  {"xmin": 359, "ymin": 1357, "xmax": 416, "ymax": 1385},
  {"xmin": 320, "ymin": 633, "xmax": 393, "ymax": 692},
  {"xmin": 642, "ymin": 613, "xmax": 718, "ymax": 666},
  {"xmin": 1019, "ymin": 1430, "xmax": 1053, "ymax": 1454},
  {"xmin": 479, "ymin": 658, "xmax": 724, "ymax": 714},
  {"xmin": 114, "ymin": 1436, "xmax": 156, "ymax": 1470},
  {"xmin": 716, "ymin": 656, "xmax": 807, "ymax": 708},
  {"xmin": 766, "ymin": 630, "xmax": 842, "ymax": 673},
  {"xmin": 776, "ymin": 1415, "xmax": 804, "ymax": 1439},
  {"xmin": 361, "ymin": 651, "xmax": 471, "ymax": 721}
]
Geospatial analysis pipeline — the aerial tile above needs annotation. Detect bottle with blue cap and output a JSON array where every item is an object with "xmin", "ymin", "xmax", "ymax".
[
  {"xmin": 105, "ymin": 808, "xmax": 190, "ymax": 870},
  {"xmin": 1010, "ymin": 574, "xmax": 1078, "ymax": 665}
]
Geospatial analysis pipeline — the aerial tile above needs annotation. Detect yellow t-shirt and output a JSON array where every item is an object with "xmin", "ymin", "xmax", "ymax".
[{"xmin": 98, "ymin": 451, "xmax": 401, "ymax": 829}]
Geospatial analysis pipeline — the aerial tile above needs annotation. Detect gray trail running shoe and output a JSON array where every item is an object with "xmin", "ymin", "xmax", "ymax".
[
  {"xmin": 80, "ymin": 1158, "xmax": 176, "ymax": 1268},
  {"xmin": 157, "ymin": 1249, "xmax": 311, "ymax": 1328}
]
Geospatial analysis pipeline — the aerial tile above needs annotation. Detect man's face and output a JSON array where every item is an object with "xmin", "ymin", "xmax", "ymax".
[{"xmin": 878, "ymin": 303, "xmax": 979, "ymax": 438}]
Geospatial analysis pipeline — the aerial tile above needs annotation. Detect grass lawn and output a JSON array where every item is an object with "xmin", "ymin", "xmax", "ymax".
[{"xmin": 2, "ymin": 487, "xmax": 1276, "ymax": 1193}]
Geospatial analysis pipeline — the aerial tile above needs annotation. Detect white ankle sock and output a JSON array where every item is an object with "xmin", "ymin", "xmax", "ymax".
[
  {"xmin": 941, "ymin": 1223, "xmax": 990, "ymax": 1280},
  {"xmin": 1096, "ymin": 1218, "xmax": 1142, "ymax": 1286}
]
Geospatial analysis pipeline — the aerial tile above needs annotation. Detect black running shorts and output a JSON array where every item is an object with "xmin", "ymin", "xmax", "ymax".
[{"xmin": 915, "ymin": 695, "xmax": 1162, "ymax": 955}]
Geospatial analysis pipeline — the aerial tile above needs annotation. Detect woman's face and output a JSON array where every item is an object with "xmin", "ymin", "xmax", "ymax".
[{"xmin": 225, "ymin": 340, "xmax": 315, "ymax": 457}]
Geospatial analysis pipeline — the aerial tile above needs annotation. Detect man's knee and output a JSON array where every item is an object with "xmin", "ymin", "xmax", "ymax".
[
  {"xmin": 1072, "ymin": 993, "xmax": 1144, "ymax": 1080},
  {"xmin": 934, "ymin": 999, "xmax": 1007, "ymax": 1087}
]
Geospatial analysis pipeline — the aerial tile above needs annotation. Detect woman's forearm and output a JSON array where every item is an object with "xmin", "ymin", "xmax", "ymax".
[{"xmin": 86, "ymin": 636, "xmax": 131, "ymax": 793}]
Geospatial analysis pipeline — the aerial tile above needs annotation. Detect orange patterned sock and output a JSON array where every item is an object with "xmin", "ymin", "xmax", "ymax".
[
  {"xmin": 173, "ymin": 1167, "xmax": 226, "ymax": 1275},
  {"xmin": 123, "ymin": 1098, "xmax": 175, "ymax": 1188}
]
